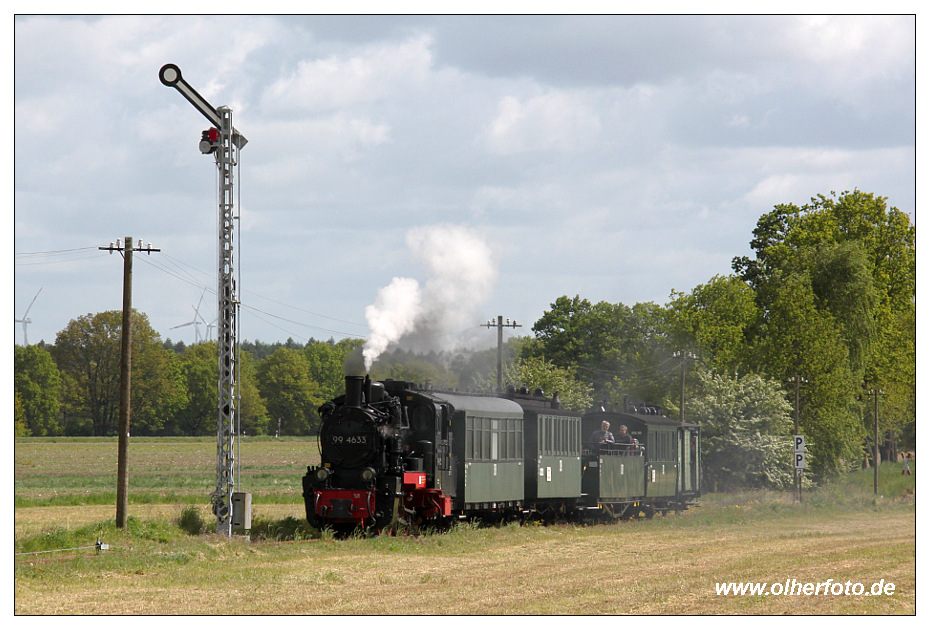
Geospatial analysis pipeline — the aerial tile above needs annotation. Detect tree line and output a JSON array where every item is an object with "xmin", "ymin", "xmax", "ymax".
[{"xmin": 14, "ymin": 191, "xmax": 915, "ymax": 489}]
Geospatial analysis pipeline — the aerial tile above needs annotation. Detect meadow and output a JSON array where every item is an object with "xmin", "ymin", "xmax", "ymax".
[{"xmin": 14, "ymin": 437, "xmax": 916, "ymax": 615}]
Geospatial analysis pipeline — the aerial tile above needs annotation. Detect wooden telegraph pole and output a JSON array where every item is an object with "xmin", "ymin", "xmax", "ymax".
[
  {"xmin": 673, "ymin": 350, "xmax": 697, "ymax": 422},
  {"xmin": 483, "ymin": 316, "xmax": 522, "ymax": 392},
  {"xmin": 100, "ymin": 237, "xmax": 160, "ymax": 528}
]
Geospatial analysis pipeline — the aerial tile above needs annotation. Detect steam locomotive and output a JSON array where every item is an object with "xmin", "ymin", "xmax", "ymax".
[{"xmin": 302, "ymin": 375, "xmax": 701, "ymax": 533}]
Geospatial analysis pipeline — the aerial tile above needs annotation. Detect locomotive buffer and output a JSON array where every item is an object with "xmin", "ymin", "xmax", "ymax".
[{"xmin": 160, "ymin": 63, "xmax": 250, "ymax": 536}]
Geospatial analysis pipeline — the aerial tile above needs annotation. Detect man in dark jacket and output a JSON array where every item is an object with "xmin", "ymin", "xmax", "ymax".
[{"xmin": 590, "ymin": 421, "xmax": 615, "ymax": 448}]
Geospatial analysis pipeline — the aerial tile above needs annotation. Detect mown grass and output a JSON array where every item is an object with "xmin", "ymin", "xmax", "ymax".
[
  {"xmin": 15, "ymin": 499, "xmax": 915, "ymax": 615},
  {"xmin": 14, "ymin": 438, "xmax": 916, "ymax": 615}
]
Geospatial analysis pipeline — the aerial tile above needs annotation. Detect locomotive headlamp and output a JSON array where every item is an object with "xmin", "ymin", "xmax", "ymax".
[
  {"xmin": 314, "ymin": 467, "xmax": 331, "ymax": 483},
  {"xmin": 360, "ymin": 468, "xmax": 376, "ymax": 483}
]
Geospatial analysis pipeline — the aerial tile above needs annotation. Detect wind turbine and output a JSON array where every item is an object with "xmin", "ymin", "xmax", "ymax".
[
  {"xmin": 201, "ymin": 313, "xmax": 217, "ymax": 342},
  {"xmin": 171, "ymin": 290, "xmax": 207, "ymax": 343},
  {"xmin": 16, "ymin": 288, "xmax": 42, "ymax": 346}
]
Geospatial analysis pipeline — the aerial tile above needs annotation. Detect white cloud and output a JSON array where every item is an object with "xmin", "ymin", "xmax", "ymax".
[
  {"xmin": 260, "ymin": 34, "xmax": 434, "ymax": 116},
  {"xmin": 484, "ymin": 90, "xmax": 602, "ymax": 155}
]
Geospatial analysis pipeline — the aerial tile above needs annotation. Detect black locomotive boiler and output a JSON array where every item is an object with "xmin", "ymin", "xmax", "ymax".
[{"xmin": 302, "ymin": 376, "xmax": 701, "ymax": 533}]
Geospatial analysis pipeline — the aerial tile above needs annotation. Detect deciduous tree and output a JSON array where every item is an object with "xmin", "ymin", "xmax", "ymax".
[
  {"xmin": 256, "ymin": 347, "xmax": 322, "ymax": 435},
  {"xmin": 52, "ymin": 310, "xmax": 180, "ymax": 436},
  {"xmin": 14, "ymin": 345, "xmax": 61, "ymax": 436}
]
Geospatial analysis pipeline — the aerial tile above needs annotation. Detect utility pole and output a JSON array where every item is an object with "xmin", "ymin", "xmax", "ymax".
[
  {"xmin": 788, "ymin": 375, "xmax": 807, "ymax": 502},
  {"xmin": 863, "ymin": 385, "xmax": 885, "ymax": 494},
  {"xmin": 160, "ymin": 63, "xmax": 249, "ymax": 536},
  {"xmin": 483, "ymin": 316, "xmax": 522, "ymax": 392},
  {"xmin": 99, "ymin": 237, "xmax": 160, "ymax": 528},
  {"xmin": 672, "ymin": 350, "xmax": 697, "ymax": 422}
]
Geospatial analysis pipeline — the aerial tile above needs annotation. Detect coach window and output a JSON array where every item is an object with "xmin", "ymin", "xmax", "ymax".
[
  {"xmin": 537, "ymin": 417, "xmax": 543, "ymax": 454},
  {"xmin": 482, "ymin": 418, "xmax": 491, "ymax": 460},
  {"xmin": 500, "ymin": 420, "xmax": 508, "ymax": 460}
]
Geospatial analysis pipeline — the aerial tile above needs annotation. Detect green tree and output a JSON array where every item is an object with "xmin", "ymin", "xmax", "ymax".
[
  {"xmin": 750, "ymin": 271, "xmax": 861, "ymax": 477},
  {"xmin": 304, "ymin": 338, "xmax": 365, "ymax": 401},
  {"xmin": 528, "ymin": 296, "xmax": 625, "ymax": 374},
  {"xmin": 526, "ymin": 296, "xmax": 672, "ymax": 404},
  {"xmin": 239, "ymin": 350, "xmax": 270, "ymax": 436},
  {"xmin": 14, "ymin": 345, "xmax": 61, "ymax": 436},
  {"xmin": 733, "ymin": 190, "xmax": 915, "ymax": 475},
  {"xmin": 52, "ymin": 310, "xmax": 180, "ymax": 436},
  {"xmin": 169, "ymin": 342, "xmax": 268, "ymax": 436},
  {"xmin": 809, "ymin": 241, "xmax": 878, "ymax": 375},
  {"xmin": 256, "ymin": 347, "xmax": 322, "ymax": 435},
  {"xmin": 666, "ymin": 275, "xmax": 757, "ymax": 375},
  {"xmin": 688, "ymin": 370, "xmax": 794, "ymax": 491},
  {"xmin": 173, "ymin": 342, "xmax": 216, "ymax": 435},
  {"xmin": 504, "ymin": 355, "xmax": 593, "ymax": 412},
  {"xmin": 14, "ymin": 391, "xmax": 28, "ymax": 437}
]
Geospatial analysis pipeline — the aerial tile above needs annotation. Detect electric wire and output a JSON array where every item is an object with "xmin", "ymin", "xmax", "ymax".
[
  {"xmin": 15, "ymin": 246, "xmax": 100, "ymax": 258},
  {"xmin": 15, "ymin": 247, "xmax": 108, "ymax": 266}
]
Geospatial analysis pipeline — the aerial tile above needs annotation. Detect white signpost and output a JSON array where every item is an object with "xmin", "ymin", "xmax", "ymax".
[{"xmin": 794, "ymin": 434, "xmax": 805, "ymax": 502}]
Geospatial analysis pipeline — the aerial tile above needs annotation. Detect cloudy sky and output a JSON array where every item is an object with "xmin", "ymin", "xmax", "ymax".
[{"xmin": 12, "ymin": 14, "xmax": 916, "ymax": 356}]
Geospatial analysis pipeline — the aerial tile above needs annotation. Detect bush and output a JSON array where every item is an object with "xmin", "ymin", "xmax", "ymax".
[
  {"xmin": 250, "ymin": 516, "xmax": 318, "ymax": 541},
  {"xmin": 176, "ymin": 506, "xmax": 206, "ymax": 536}
]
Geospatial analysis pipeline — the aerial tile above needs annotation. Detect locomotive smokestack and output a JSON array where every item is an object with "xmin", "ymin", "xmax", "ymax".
[{"xmin": 345, "ymin": 375, "xmax": 364, "ymax": 408}]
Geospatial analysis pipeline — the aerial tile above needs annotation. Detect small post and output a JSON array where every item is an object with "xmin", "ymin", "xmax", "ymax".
[
  {"xmin": 789, "ymin": 375, "xmax": 807, "ymax": 502},
  {"xmin": 862, "ymin": 384, "xmax": 885, "ymax": 495}
]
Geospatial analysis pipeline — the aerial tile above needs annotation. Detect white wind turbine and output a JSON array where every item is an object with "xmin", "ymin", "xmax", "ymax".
[
  {"xmin": 16, "ymin": 288, "xmax": 42, "ymax": 346},
  {"xmin": 170, "ymin": 289, "xmax": 208, "ymax": 344}
]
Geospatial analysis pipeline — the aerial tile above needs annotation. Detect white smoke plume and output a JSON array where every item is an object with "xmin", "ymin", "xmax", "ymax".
[
  {"xmin": 362, "ymin": 224, "xmax": 498, "ymax": 371},
  {"xmin": 361, "ymin": 277, "xmax": 422, "ymax": 370}
]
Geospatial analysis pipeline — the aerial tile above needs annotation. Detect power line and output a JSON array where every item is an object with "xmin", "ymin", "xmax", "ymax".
[
  {"xmin": 155, "ymin": 253, "xmax": 367, "ymax": 330},
  {"xmin": 241, "ymin": 304, "xmax": 361, "ymax": 340},
  {"xmin": 15, "ymin": 248, "xmax": 108, "ymax": 266},
  {"xmin": 15, "ymin": 246, "xmax": 100, "ymax": 257}
]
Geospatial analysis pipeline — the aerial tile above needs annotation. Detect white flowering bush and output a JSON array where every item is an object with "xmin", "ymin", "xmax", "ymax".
[{"xmin": 689, "ymin": 370, "xmax": 795, "ymax": 491}]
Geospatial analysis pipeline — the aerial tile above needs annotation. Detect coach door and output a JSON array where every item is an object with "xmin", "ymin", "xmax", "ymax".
[{"xmin": 437, "ymin": 404, "xmax": 455, "ymax": 496}]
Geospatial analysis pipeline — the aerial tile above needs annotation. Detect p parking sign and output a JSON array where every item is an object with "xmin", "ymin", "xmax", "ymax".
[{"xmin": 794, "ymin": 435, "xmax": 806, "ymax": 469}]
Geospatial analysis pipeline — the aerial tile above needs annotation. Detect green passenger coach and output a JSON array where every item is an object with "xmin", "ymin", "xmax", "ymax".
[
  {"xmin": 442, "ymin": 392, "xmax": 525, "ymax": 510},
  {"xmin": 503, "ymin": 387, "xmax": 584, "ymax": 517},
  {"xmin": 580, "ymin": 400, "xmax": 702, "ymax": 517}
]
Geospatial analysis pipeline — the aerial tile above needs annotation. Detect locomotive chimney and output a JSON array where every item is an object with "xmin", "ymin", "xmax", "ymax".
[{"xmin": 345, "ymin": 375, "xmax": 364, "ymax": 408}]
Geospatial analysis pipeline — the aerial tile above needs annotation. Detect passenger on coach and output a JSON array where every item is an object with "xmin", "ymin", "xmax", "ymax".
[
  {"xmin": 615, "ymin": 424, "xmax": 637, "ymax": 455},
  {"xmin": 590, "ymin": 421, "xmax": 615, "ymax": 450}
]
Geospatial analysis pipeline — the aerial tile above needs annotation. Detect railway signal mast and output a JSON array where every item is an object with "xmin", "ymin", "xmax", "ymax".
[{"xmin": 160, "ymin": 63, "xmax": 249, "ymax": 536}]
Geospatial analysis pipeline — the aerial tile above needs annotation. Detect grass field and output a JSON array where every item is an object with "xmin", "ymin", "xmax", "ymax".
[{"xmin": 14, "ymin": 437, "xmax": 916, "ymax": 616}]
